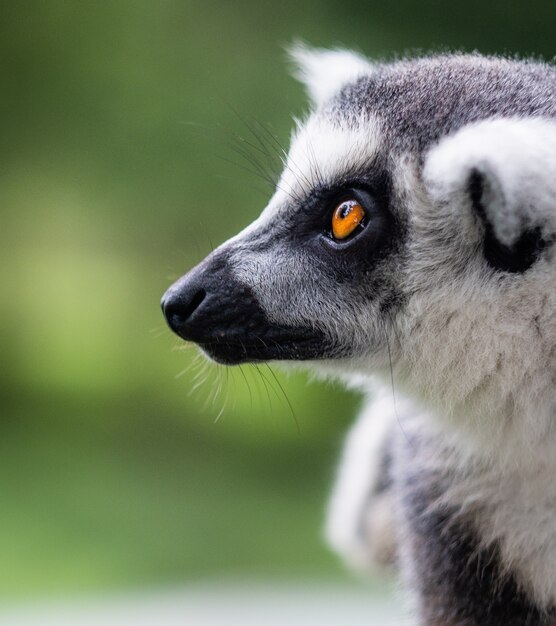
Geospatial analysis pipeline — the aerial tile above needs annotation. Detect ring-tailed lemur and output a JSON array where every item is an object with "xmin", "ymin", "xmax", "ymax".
[{"xmin": 162, "ymin": 46, "xmax": 556, "ymax": 625}]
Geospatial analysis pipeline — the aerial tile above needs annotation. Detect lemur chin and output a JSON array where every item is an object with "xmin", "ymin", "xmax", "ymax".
[{"xmin": 162, "ymin": 45, "xmax": 556, "ymax": 625}]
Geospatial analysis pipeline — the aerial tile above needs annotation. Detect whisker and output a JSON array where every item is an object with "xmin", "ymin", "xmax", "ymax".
[
  {"xmin": 238, "ymin": 364, "xmax": 254, "ymax": 413},
  {"xmin": 228, "ymin": 139, "xmax": 277, "ymax": 186},
  {"xmin": 253, "ymin": 363, "xmax": 274, "ymax": 415},
  {"xmin": 264, "ymin": 363, "xmax": 299, "ymax": 433},
  {"xmin": 214, "ymin": 365, "xmax": 230, "ymax": 423},
  {"xmin": 151, "ymin": 326, "xmax": 170, "ymax": 339}
]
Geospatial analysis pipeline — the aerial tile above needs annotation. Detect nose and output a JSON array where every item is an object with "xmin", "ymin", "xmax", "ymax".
[{"xmin": 161, "ymin": 277, "xmax": 207, "ymax": 340}]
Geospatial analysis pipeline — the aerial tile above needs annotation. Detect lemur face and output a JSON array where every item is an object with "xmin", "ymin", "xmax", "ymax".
[
  {"xmin": 161, "ymin": 109, "xmax": 403, "ymax": 367},
  {"xmin": 162, "ymin": 48, "xmax": 556, "ymax": 406}
]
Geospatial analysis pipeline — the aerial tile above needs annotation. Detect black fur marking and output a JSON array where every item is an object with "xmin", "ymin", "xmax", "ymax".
[
  {"xmin": 469, "ymin": 170, "xmax": 547, "ymax": 273},
  {"xmin": 397, "ymin": 433, "xmax": 556, "ymax": 625}
]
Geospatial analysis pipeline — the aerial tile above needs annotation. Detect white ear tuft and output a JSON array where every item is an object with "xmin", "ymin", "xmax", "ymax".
[
  {"xmin": 288, "ymin": 42, "xmax": 374, "ymax": 108},
  {"xmin": 424, "ymin": 117, "xmax": 556, "ymax": 247}
]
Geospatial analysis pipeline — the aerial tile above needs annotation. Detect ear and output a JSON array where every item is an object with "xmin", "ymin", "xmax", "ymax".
[
  {"xmin": 287, "ymin": 42, "xmax": 374, "ymax": 108},
  {"xmin": 424, "ymin": 118, "xmax": 556, "ymax": 272}
]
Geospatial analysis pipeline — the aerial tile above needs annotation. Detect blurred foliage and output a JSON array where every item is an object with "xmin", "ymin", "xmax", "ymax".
[{"xmin": 0, "ymin": 0, "xmax": 554, "ymax": 600}]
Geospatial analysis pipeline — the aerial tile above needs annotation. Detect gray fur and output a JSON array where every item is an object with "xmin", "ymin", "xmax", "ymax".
[{"xmin": 329, "ymin": 54, "xmax": 556, "ymax": 152}]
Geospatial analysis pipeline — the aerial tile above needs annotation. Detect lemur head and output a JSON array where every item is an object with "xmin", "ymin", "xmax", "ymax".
[{"xmin": 162, "ymin": 46, "xmax": 556, "ymax": 441}]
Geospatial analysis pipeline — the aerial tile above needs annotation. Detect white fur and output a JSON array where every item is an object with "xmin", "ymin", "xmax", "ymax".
[
  {"xmin": 288, "ymin": 43, "xmax": 374, "ymax": 108},
  {"xmin": 280, "ymin": 114, "xmax": 382, "ymax": 200},
  {"xmin": 326, "ymin": 391, "xmax": 397, "ymax": 572}
]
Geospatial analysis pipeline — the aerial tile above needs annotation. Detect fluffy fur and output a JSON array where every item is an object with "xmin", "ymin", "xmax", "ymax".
[{"xmin": 162, "ymin": 48, "xmax": 556, "ymax": 624}]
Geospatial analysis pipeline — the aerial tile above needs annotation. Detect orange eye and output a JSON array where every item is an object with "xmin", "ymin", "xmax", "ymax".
[{"xmin": 331, "ymin": 199, "xmax": 366, "ymax": 240}]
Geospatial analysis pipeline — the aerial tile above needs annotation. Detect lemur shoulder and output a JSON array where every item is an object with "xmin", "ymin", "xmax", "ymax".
[{"xmin": 162, "ymin": 46, "xmax": 556, "ymax": 625}]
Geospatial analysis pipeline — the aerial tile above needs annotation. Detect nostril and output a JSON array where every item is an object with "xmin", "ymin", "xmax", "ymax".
[
  {"xmin": 180, "ymin": 288, "xmax": 207, "ymax": 322},
  {"xmin": 163, "ymin": 288, "xmax": 207, "ymax": 331}
]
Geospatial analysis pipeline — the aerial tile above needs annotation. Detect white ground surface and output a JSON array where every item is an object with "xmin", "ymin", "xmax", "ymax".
[{"xmin": 0, "ymin": 582, "xmax": 407, "ymax": 626}]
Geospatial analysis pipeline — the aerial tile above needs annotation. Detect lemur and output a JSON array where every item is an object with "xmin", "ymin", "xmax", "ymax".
[{"xmin": 161, "ymin": 45, "xmax": 556, "ymax": 625}]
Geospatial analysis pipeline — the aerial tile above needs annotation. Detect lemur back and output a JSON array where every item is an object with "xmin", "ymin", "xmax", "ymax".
[{"xmin": 162, "ymin": 48, "xmax": 556, "ymax": 625}]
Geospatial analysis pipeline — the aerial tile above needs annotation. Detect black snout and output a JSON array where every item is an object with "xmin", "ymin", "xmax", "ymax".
[
  {"xmin": 160, "ymin": 272, "xmax": 212, "ymax": 340},
  {"xmin": 160, "ymin": 256, "xmax": 259, "ymax": 347},
  {"xmin": 161, "ymin": 255, "xmax": 332, "ymax": 364},
  {"xmin": 161, "ymin": 280, "xmax": 207, "ymax": 340}
]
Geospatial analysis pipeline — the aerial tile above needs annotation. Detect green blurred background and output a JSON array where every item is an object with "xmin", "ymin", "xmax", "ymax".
[{"xmin": 1, "ymin": 0, "xmax": 554, "ymax": 601}]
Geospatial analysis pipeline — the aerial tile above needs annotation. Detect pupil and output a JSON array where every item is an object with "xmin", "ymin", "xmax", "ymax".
[{"xmin": 340, "ymin": 202, "xmax": 353, "ymax": 219}]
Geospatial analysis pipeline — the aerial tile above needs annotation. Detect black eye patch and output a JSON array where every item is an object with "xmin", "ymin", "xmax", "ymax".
[
  {"xmin": 271, "ymin": 173, "xmax": 401, "ymax": 286},
  {"xmin": 281, "ymin": 161, "xmax": 392, "ymax": 239}
]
